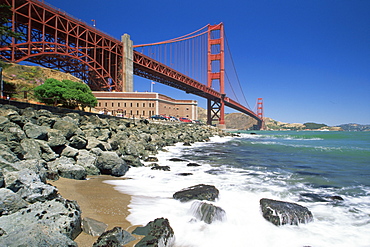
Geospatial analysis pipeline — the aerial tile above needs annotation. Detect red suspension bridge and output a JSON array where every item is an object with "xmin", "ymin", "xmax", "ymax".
[{"xmin": 0, "ymin": 0, "xmax": 264, "ymax": 129}]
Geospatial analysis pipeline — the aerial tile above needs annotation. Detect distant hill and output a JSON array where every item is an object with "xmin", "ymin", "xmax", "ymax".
[
  {"xmin": 337, "ymin": 123, "xmax": 370, "ymax": 131},
  {"xmin": 225, "ymin": 112, "xmax": 258, "ymax": 130}
]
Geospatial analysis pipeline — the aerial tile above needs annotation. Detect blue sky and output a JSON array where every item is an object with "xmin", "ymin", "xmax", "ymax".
[{"xmin": 44, "ymin": 0, "xmax": 370, "ymax": 126}]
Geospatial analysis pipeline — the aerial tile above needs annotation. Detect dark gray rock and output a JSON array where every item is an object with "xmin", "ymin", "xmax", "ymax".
[
  {"xmin": 0, "ymin": 156, "xmax": 18, "ymax": 173},
  {"xmin": 69, "ymin": 135, "xmax": 87, "ymax": 149},
  {"xmin": 48, "ymin": 156, "xmax": 87, "ymax": 180},
  {"xmin": 53, "ymin": 119, "xmax": 80, "ymax": 139},
  {"xmin": 5, "ymin": 126, "xmax": 26, "ymax": 142},
  {"xmin": 36, "ymin": 109, "xmax": 54, "ymax": 118},
  {"xmin": 82, "ymin": 217, "xmax": 107, "ymax": 236},
  {"xmin": 35, "ymin": 139, "xmax": 58, "ymax": 161},
  {"xmin": 176, "ymin": 173, "xmax": 193, "ymax": 176},
  {"xmin": 0, "ymin": 197, "xmax": 81, "ymax": 243},
  {"xmin": 86, "ymin": 137, "xmax": 109, "ymax": 151},
  {"xmin": 260, "ymin": 198, "xmax": 313, "ymax": 226},
  {"xmin": 0, "ymin": 116, "xmax": 9, "ymax": 127},
  {"xmin": 93, "ymin": 226, "xmax": 136, "ymax": 247},
  {"xmin": 23, "ymin": 122, "xmax": 48, "ymax": 140},
  {"xmin": 4, "ymin": 169, "xmax": 41, "ymax": 192},
  {"xmin": 61, "ymin": 145, "xmax": 79, "ymax": 158},
  {"xmin": 76, "ymin": 150, "xmax": 100, "ymax": 175},
  {"xmin": 121, "ymin": 155, "xmax": 144, "ymax": 167},
  {"xmin": 13, "ymin": 159, "xmax": 48, "ymax": 183},
  {"xmin": 173, "ymin": 184, "xmax": 219, "ymax": 202},
  {"xmin": 95, "ymin": 151, "xmax": 129, "ymax": 177},
  {"xmin": 3, "ymin": 141, "xmax": 25, "ymax": 159},
  {"xmin": 151, "ymin": 165, "xmax": 170, "ymax": 171},
  {"xmin": 20, "ymin": 138, "xmax": 41, "ymax": 159},
  {"xmin": 145, "ymin": 156, "xmax": 159, "ymax": 162},
  {"xmin": 299, "ymin": 193, "xmax": 344, "ymax": 203},
  {"xmin": 0, "ymin": 223, "xmax": 78, "ymax": 246},
  {"xmin": 0, "ymin": 171, "xmax": 3, "ymax": 188},
  {"xmin": 190, "ymin": 201, "xmax": 226, "ymax": 224},
  {"xmin": 4, "ymin": 169, "xmax": 58, "ymax": 203},
  {"xmin": 169, "ymin": 158, "xmax": 188, "ymax": 162},
  {"xmin": 187, "ymin": 163, "xmax": 201, "ymax": 167},
  {"xmin": 47, "ymin": 129, "xmax": 67, "ymax": 147},
  {"xmin": 37, "ymin": 115, "xmax": 57, "ymax": 127},
  {"xmin": 133, "ymin": 218, "xmax": 174, "ymax": 247},
  {"xmin": 16, "ymin": 180, "xmax": 58, "ymax": 203},
  {"xmin": 0, "ymin": 188, "xmax": 28, "ymax": 215},
  {"xmin": 0, "ymin": 145, "xmax": 20, "ymax": 163}
]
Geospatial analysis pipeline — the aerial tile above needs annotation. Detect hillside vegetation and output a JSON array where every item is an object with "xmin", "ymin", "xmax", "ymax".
[{"xmin": 0, "ymin": 61, "xmax": 83, "ymax": 101}]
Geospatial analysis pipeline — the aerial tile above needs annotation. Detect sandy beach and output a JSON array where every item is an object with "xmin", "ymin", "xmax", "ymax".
[{"xmin": 49, "ymin": 175, "xmax": 140, "ymax": 247}]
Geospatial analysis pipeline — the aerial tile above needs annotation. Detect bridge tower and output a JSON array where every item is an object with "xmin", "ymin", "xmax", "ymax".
[
  {"xmin": 257, "ymin": 98, "xmax": 265, "ymax": 130},
  {"xmin": 207, "ymin": 23, "xmax": 226, "ymax": 128}
]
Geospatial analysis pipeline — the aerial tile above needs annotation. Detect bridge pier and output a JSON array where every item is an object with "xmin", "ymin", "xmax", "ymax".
[
  {"xmin": 206, "ymin": 95, "xmax": 225, "ymax": 128},
  {"xmin": 122, "ymin": 34, "xmax": 134, "ymax": 92}
]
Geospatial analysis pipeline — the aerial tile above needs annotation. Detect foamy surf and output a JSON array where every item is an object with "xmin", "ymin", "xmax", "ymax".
[{"xmin": 105, "ymin": 131, "xmax": 370, "ymax": 247}]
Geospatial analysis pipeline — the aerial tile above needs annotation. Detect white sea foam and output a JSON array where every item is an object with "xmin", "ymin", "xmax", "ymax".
[{"xmin": 105, "ymin": 136, "xmax": 370, "ymax": 247}]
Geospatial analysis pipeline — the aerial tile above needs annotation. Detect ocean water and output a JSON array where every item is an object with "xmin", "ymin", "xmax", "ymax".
[{"xmin": 106, "ymin": 131, "xmax": 370, "ymax": 247}]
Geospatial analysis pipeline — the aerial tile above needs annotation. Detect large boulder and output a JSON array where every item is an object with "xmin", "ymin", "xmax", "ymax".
[
  {"xmin": 53, "ymin": 119, "xmax": 80, "ymax": 139},
  {"xmin": 3, "ymin": 169, "xmax": 58, "ymax": 203},
  {"xmin": 190, "ymin": 201, "xmax": 226, "ymax": 224},
  {"xmin": 0, "ymin": 197, "xmax": 81, "ymax": 245},
  {"xmin": 132, "ymin": 218, "xmax": 174, "ymax": 247},
  {"xmin": 93, "ymin": 227, "xmax": 135, "ymax": 247},
  {"xmin": 95, "ymin": 151, "xmax": 129, "ymax": 177},
  {"xmin": 260, "ymin": 198, "xmax": 313, "ymax": 226},
  {"xmin": 86, "ymin": 137, "xmax": 111, "ymax": 151},
  {"xmin": 173, "ymin": 184, "xmax": 219, "ymax": 202},
  {"xmin": 4, "ymin": 126, "xmax": 26, "ymax": 142},
  {"xmin": 35, "ymin": 139, "xmax": 58, "ymax": 161},
  {"xmin": 20, "ymin": 138, "xmax": 41, "ymax": 160},
  {"xmin": 0, "ymin": 224, "xmax": 78, "ymax": 246},
  {"xmin": 23, "ymin": 122, "xmax": 48, "ymax": 140},
  {"xmin": 47, "ymin": 129, "xmax": 67, "ymax": 147},
  {"xmin": 76, "ymin": 150, "xmax": 100, "ymax": 175},
  {"xmin": 0, "ymin": 188, "xmax": 28, "ymax": 215},
  {"xmin": 13, "ymin": 159, "xmax": 48, "ymax": 183},
  {"xmin": 69, "ymin": 135, "xmax": 88, "ymax": 149},
  {"xmin": 48, "ymin": 156, "xmax": 87, "ymax": 180}
]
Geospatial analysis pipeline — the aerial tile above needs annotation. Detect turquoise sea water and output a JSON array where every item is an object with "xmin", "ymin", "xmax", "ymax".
[{"xmin": 107, "ymin": 131, "xmax": 370, "ymax": 247}]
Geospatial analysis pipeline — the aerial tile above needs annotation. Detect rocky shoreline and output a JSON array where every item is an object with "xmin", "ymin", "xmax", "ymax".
[{"xmin": 0, "ymin": 102, "xmax": 230, "ymax": 246}]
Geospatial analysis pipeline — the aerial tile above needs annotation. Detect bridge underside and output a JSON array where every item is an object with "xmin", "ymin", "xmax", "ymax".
[{"xmin": 0, "ymin": 0, "xmax": 123, "ymax": 91}]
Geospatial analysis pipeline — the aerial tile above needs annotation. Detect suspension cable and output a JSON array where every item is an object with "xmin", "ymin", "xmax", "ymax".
[{"xmin": 224, "ymin": 31, "xmax": 251, "ymax": 110}]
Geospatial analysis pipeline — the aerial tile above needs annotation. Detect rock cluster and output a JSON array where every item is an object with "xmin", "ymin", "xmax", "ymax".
[
  {"xmin": 173, "ymin": 184, "xmax": 224, "ymax": 224},
  {"xmin": 0, "ymin": 103, "xmax": 228, "ymax": 246}
]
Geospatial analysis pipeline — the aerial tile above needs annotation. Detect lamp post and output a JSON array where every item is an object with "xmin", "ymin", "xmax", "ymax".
[{"xmin": 150, "ymin": 81, "xmax": 155, "ymax": 92}]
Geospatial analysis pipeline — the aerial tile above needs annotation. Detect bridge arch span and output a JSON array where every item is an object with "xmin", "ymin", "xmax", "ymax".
[
  {"xmin": 0, "ymin": 0, "xmax": 123, "ymax": 91},
  {"xmin": 6, "ymin": 41, "xmax": 114, "ymax": 90}
]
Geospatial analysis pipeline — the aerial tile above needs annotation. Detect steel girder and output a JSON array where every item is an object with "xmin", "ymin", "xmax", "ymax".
[{"xmin": 0, "ymin": 0, "xmax": 123, "ymax": 91}]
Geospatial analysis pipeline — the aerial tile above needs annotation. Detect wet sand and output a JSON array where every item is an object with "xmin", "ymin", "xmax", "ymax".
[{"xmin": 49, "ymin": 175, "xmax": 140, "ymax": 247}]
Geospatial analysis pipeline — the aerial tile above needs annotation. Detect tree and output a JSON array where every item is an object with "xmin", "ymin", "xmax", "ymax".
[
  {"xmin": 0, "ymin": 4, "xmax": 25, "ymax": 46},
  {"xmin": 34, "ymin": 78, "xmax": 97, "ymax": 110},
  {"xmin": 303, "ymin": 122, "xmax": 327, "ymax": 130}
]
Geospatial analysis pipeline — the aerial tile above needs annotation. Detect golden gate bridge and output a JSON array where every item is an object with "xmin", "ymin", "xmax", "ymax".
[{"xmin": 0, "ymin": 0, "xmax": 264, "ymax": 129}]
